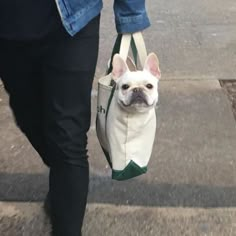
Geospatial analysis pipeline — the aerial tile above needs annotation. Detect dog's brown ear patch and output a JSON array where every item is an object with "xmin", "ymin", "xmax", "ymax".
[
  {"xmin": 112, "ymin": 54, "xmax": 128, "ymax": 80},
  {"xmin": 144, "ymin": 53, "xmax": 161, "ymax": 78}
]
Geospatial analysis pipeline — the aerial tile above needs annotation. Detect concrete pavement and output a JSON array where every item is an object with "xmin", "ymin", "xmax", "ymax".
[
  {"xmin": 1, "ymin": 202, "xmax": 236, "ymax": 236},
  {"xmin": 1, "ymin": 80, "xmax": 236, "ymax": 235},
  {"xmin": 1, "ymin": 0, "xmax": 236, "ymax": 235},
  {"xmin": 97, "ymin": 0, "xmax": 236, "ymax": 80}
]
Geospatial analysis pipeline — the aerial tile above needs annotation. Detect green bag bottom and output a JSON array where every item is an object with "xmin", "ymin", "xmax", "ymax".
[
  {"xmin": 112, "ymin": 161, "xmax": 147, "ymax": 181},
  {"xmin": 100, "ymin": 146, "xmax": 147, "ymax": 181}
]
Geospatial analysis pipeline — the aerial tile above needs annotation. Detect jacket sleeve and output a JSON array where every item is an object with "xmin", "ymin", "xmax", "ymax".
[{"xmin": 113, "ymin": 0, "xmax": 151, "ymax": 33}]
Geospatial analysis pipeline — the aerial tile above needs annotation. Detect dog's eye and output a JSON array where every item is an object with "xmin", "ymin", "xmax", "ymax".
[
  {"xmin": 146, "ymin": 84, "xmax": 153, "ymax": 89},
  {"xmin": 122, "ymin": 84, "xmax": 130, "ymax": 90}
]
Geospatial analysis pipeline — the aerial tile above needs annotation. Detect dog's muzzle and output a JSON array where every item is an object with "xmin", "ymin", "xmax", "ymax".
[{"xmin": 130, "ymin": 88, "xmax": 148, "ymax": 105}]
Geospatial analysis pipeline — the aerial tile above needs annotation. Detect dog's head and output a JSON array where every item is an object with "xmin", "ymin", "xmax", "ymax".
[{"xmin": 112, "ymin": 53, "xmax": 161, "ymax": 113}]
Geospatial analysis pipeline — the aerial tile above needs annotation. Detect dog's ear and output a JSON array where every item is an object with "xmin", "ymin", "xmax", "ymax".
[
  {"xmin": 144, "ymin": 53, "xmax": 161, "ymax": 79},
  {"xmin": 126, "ymin": 56, "xmax": 137, "ymax": 72},
  {"xmin": 112, "ymin": 54, "xmax": 128, "ymax": 80}
]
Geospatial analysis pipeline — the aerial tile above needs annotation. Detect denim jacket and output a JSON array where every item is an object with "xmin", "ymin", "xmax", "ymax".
[{"xmin": 55, "ymin": 0, "xmax": 150, "ymax": 36}]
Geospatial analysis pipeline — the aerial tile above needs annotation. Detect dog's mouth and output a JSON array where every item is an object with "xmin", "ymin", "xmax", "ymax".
[
  {"xmin": 130, "ymin": 96, "xmax": 148, "ymax": 105},
  {"xmin": 118, "ymin": 91, "xmax": 158, "ymax": 109},
  {"xmin": 120, "ymin": 97, "xmax": 150, "ymax": 107},
  {"xmin": 130, "ymin": 92, "xmax": 149, "ymax": 105}
]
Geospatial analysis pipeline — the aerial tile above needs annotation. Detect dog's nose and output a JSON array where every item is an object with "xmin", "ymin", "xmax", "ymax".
[{"xmin": 133, "ymin": 88, "xmax": 142, "ymax": 93}]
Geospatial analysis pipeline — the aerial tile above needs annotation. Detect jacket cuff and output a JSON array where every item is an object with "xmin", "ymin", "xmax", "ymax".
[{"xmin": 115, "ymin": 13, "xmax": 151, "ymax": 33}]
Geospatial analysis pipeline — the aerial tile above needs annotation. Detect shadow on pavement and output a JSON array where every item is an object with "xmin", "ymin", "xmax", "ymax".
[{"xmin": 1, "ymin": 172, "xmax": 236, "ymax": 208}]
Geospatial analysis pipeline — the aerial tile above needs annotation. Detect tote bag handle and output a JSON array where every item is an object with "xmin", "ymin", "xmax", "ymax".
[
  {"xmin": 107, "ymin": 32, "xmax": 147, "ymax": 74},
  {"xmin": 119, "ymin": 32, "xmax": 147, "ymax": 68}
]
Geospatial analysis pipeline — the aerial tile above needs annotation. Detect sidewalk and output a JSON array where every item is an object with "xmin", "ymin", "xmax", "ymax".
[
  {"xmin": 1, "ymin": 202, "xmax": 236, "ymax": 236},
  {"xmin": 1, "ymin": 0, "xmax": 236, "ymax": 235},
  {"xmin": 1, "ymin": 80, "xmax": 236, "ymax": 235}
]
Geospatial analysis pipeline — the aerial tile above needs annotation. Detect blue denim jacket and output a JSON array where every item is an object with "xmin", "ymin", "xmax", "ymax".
[{"xmin": 55, "ymin": 0, "xmax": 150, "ymax": 36}]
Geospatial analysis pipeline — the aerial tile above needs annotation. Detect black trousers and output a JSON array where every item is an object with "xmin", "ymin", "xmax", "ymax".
[{"xmin": 0, "ymin": 16, "xmax": 100, "ymax": 236}]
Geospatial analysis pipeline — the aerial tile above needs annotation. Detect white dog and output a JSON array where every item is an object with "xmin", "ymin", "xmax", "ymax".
[
  {"xmin": 104, "ymin": 53, "xmax": 161, "ymax": 171},
  {"xmin": 111, "ymin": 53, "xmax": 161, "ymax": 113}
]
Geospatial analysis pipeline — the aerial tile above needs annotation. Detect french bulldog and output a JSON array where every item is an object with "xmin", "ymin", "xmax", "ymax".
[{"xmin": 111, "ymin": 53, "xmax": 161, "ymax": 113}]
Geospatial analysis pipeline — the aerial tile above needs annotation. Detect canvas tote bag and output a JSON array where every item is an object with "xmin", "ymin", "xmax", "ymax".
[{"xmin": 96, "ymin": 32, "xmax": 157, "ymax": 181}]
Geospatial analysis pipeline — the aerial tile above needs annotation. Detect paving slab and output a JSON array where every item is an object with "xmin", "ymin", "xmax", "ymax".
[
  {"xmin": 0, "ymin": 0, "xmax": 236, "ymax": 234},
  {"xmin": 1, "ymin": 80, "xmax": 236, "ymax": 204},
  {"xmin": 0, "ymin": 80, "xmax": 236, "ymax": 235},
  {"xmin": 1, "ymin": 202, "xmax": 236, "ymax": 236},
  {"xmin": 88, "ymin": 80, "xmax": 236, "ymax": 208},
  {"xmin": 97, "ymin": 0, "xmax": 236, "ymax": 80},
  {"xmin": 0, "ymin": 0, "xmax": 235, "ymax": 82}
]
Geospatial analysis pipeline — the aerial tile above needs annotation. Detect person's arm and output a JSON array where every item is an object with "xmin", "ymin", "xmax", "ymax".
[{"xmin": 113, "ymin": 0, "xmax": 150, "ymax": 33}]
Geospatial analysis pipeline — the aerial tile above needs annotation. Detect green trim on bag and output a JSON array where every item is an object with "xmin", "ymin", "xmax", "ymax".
[
  {"xmin": 131, "ymin": 37, "xmax": 138, "ymax": 67},
  {"xmin": 101, "ymin": 146, "xmax": 112, "ymax": 168},
  {"xmin": 112, "ymin": 161, "xmax": 147, "ymax": 181},
  {"xmin": 99, "ymin": 85, "xmax": 116, "ymax": 169},
  {"xmin": 95, "ymin": 85, "xmax": 116, "ymax": 169},
  {"xmin": 95, "ymin": 115, "xmax": 112, "ymax": 168},
  {"xmin": 105, "ymin": 85, "xmax": 116, "ymax": 121},
  {"xmin": 107, "ymin": 34, "xmax": 139, "ymax": 75}
]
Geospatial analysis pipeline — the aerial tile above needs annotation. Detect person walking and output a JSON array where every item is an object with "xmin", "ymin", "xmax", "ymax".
[{"xmin": 0, "ymin": 0, "xmax": 150, "ymax": 235}]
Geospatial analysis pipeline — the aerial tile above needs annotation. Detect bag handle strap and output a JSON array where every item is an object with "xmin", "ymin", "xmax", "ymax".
[
  {"xmin": 107, "ymin": 32, "xmax": 147, "ymax": 74},
  {"xmin": 120, "ymin": 32, "xmax": 147, "ymax": 68},
  {"xmin": 133, "ymin": 32, "xmax": 148, "ymax": 66}
]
